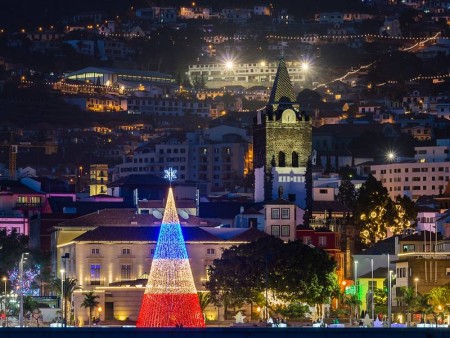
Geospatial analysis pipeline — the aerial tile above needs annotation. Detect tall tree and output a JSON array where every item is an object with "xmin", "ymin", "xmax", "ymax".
[
  {"xmin": 0, "ymin": 229, "xmax": 28, "ymax": 277},
  {"xmin": 354, "ymin": 175, "xmax": 391, "ymax": 245},
  {"xmin": 80, "ymin": 291, "xmax": 100, "ymax": 327},
  {"xmin": 50, "ymin": 277, "xmax": 82, "ymax": 325},
  {"xmin": 206, "ymin": 236, "xmax": 338, "ymax": 314},
  {"xmin": 337, "ymin": 176, "xmax": 356, "ymax": 209}
]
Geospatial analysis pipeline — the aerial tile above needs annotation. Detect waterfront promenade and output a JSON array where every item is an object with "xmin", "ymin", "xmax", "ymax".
[{"xmin": 0, "ymin": 327, "xmax": 450, "ymax": 338}]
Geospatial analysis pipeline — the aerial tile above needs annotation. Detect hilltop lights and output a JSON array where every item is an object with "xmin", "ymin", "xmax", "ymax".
[{"xmin": 386, "ymin": 150, "xmax": 397, "ymax": 163}]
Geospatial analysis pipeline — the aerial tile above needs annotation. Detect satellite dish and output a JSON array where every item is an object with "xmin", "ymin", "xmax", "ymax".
[
  {"xmin": 179, "ymin": 210, "xmax": 189, "ymax": 220},
  {"xmin": 152, "ymin": 210, "xmax": 163, "ymax": 219}
]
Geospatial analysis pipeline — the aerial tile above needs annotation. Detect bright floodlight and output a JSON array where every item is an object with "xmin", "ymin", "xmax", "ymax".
[
  {"xmin": 387, "ymin": 151, "xmax": 396, "ymax": 162},
  {"xmin": 225, "ymin": 60, "xmax": 234, "ymax": 70},
  {"xmin": 301, "ymin": 61, "xmax": 310, "ymax": 71}
]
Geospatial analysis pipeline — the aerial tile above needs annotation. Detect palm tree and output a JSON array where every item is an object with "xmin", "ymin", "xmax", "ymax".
[
  {"xmin": 64, "ymin": 278, "xmax": 82, "ymax": 325},
  {"xmin": 344, "ymin": 294, "xmax": 361, "ymax": 323},
  {"xmin": 80, "ymin": 291, "xmax": 100, "ymax": 327},
  {"xmin": 50, "ymin": 277, "xmax": 82, "ymax": 325},
  {"xmin": 198, "ymin": 291, "xmax": 211, "ymax": 312}
]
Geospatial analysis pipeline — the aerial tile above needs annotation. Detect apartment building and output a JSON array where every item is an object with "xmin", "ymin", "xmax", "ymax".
[
  {"xmin": 127, "ymin": 95, "xmax": 210, "ymax": 117},
  {"xmin": 113, "ymin": 125, "xmax": 252, "ymax": 194},
  {"xmin": 186, "ymin": 60, "xmax": 306, "ymax": 89},
  {"xmin": 371, "ymin": 161, "xmax": 450, "ymax": 200}
]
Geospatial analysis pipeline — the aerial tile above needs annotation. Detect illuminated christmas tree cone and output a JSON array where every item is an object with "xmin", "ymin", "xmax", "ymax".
[{"xmin": 137, "ymin": 187, "xmax": 205, "ymax": 327}]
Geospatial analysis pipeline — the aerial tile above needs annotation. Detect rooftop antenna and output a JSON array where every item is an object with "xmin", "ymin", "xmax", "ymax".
[{"xmin": 281, "ymin": 38, "xmax": 285, "ymax": 58}]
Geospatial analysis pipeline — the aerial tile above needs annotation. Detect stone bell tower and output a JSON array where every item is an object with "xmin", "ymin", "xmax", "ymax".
[{"xmin": 253, "ymin": 57, "xmax": 312, "ymax": 207}]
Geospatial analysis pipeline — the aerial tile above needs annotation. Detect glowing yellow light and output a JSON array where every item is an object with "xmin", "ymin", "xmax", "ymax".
[{"xmin": 225, "ymin": 61, "xmax": 234, "ymax": 70}]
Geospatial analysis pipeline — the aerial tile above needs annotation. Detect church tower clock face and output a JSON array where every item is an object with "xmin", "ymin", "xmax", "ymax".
[{"xmin": 282, "ymin": 109, "xmax": 296, "ymax": 123}]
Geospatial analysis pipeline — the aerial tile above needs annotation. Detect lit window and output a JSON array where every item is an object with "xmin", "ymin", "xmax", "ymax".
[
  {"xmin": 121, "ymin": 264, "xmax": 132, "ymax": 280},
  {"xmin": 271, "ymin": 208, "xmax": 280, "ymax": 219},
  {"xmin": 90, "ymin": 264, "xmax": 101, "ymax": 285},
  {"xmin": 271, "ymin": 225, "xmax": 280, "ymax": 237}
]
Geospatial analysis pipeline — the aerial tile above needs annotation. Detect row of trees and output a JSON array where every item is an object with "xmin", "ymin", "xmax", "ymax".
[{"xmin": 205, "ymin": 236, "xmax": 339, "ymax": 319}]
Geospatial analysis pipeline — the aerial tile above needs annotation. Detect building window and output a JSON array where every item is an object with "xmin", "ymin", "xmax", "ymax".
[
  {"xmin": 271, "ymin": 208, "xmax": 280, "ymax": 219},
  {"xmin": 368, "ymin": 280, "xmax": 377, "ymax": 290},
  {"xmin": 91, "ymin": 248, "xmax": 100, "ymax": 255},
  {"xmin": 446, "ymin": 268, "xmax": 450, "ymax": 277},
  {"xmin": 292, "ymin": 152, "xmax": 299, "ymax": 167},
  {"xmin": 318, "ymin": 236, "xmax": 327, "ymax": 247},
  {"xmin": 281, "ymin": 225, "xmax": 290, "ymax": 237},
  {"xmin": 402, "ymin": 244, "xmax": 415, "ymax": 252},
  {"xmin": 150, "ymin": 248, "xmax": 155, "ymax": 256},
  {"xmin": 271, "ymin": 225, "xmax": 280, "ymax": 237},
  {"xmin": 206, "ymin": 248, "xmax": 215, "ymax": 255},
  {"xmin": 278, "ymin": 151, "xmax": 286, "ymax": 167},
  {"xmin": 281, "ymin": 208, "xmax": 290, "ymax": 219},
  {"xmin": 121, "ymin": 264, "xmax": 132, "ymax": 281},
  {"xmin": 303, "ymin": 236, "xmax": 312, "ymax": 245},
  {"xmin": 122, "ymin": 248, "xmax": 131, "ymax": 255},
  {"xmin": 90, "ymin": 264, "xmax": 101, "ymax": 285}
]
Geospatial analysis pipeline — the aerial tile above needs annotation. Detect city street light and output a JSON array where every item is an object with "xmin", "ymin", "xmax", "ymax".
[
  {"xmin": 370, "ymin": 258, "xmax": 374, "ymax": 321},
  {"xmin": 414, "ymin": 277, "xmax": 419, "ymax": 297},
  {"xmin": 19, "ymin": 252, "xmax": 29, "ymax": 327},
  {"xmin": 354, "ymin": 261, "xmax": 358, "ymax": 299},
  {"xmin": 60, "ymin": 269, "xmax": 65, "ymax": 327},
  {"xmin": 388, "ymin": 270, "xmax": 394, "ymax": 327},
  {"xmin": 2, "ymin": 277, "xmax": 6, "ymax": 295}
]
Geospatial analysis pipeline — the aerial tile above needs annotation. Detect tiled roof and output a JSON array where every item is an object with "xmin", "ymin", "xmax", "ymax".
[
  {"xmin": 312, "ymin": 201, "xmax": 351, "ymax": 213},
  {"xmin": 71, "ymin": 226, "xmax": 266, "ymax": 243},
  {"xmin": 72, "ymin": 226, "xmax": 221, "ymax": 242},
  {"xmin": 109, "ymin": 174, "xmax": 168, "ymax": 187},
  {"xmin": 0, "ymin": 179, "xmax": 43, "ymax": 195},
  {"xmin": 56, "ymin": 208, "xmax": 217, "ymax": 228},
  {"xmin": 228, "ymin": 227, "xmax": 269, "ymax": 242},
  {"xmin": 48, "ymin": 197, "xmax": 131, "ymax": 214},
  {"xmin": 138, "ymin": 199, "xmax": 196, "ymax": 209}
]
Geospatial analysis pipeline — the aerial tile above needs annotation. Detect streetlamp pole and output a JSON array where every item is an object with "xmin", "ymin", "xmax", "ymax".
[
  {"xmin": 354, "ymin": 261, "xmax": 358, "ymax": 299},
  {"xmin": 2, "ymin": 277, "xmax": 6, "ymax": 295},
  {"xmin": 19, "ymin": 252, "xmax": 29, "ymax": 328},
  {"xmin": 60, "ymin": 269, "xmax": 65, "ymax": 327},
  {"xmin": 371, "ymin": 258, "xmax": 374, "ymax": 321},
  {"xmin": 388, "ymin": 270, "xmax": 393, "ymax": 327}
]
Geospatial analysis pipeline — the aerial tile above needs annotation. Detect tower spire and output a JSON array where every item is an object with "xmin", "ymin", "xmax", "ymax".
[
  {"xmin": 137, "ymin": 187, "xmax": 205, "ymax": 327},
  {"xmin": 268, "ymin": 57, "xmax": 296, "ymax": 107}
]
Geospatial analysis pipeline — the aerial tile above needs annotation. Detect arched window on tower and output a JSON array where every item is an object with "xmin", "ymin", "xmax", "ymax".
[
  {"xmin": 278, "ymin": 151, "xmax": 286, "ymax": 167},
  {"xmin": 292, "ymin": 151, "xmax": 299, "ymax": 167}
]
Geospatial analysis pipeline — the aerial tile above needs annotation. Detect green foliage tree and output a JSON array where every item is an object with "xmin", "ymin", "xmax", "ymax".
[
  {"xmin": 337, "ymin": 176, "xmax": 356, "ymax": 209},
  {"xmin": 197, "ymin": 291, "xmax": 212, "ymax": 320},
  {"xmin": 80, "ymin": 291, "xmax": 100, "ymax": 327},
  {"xmin": 0, "ymin": 229, "xmax": 29, "ymax": 276},
  {"xmin": 50, "ymin": 277, "xmax": 82, "ymax": 325},
  {"xmin": 397, "ymin": 286, "xmax": 416, "ymax": 313},
  {"xmin": 206, "ymin": 236, "xmax": 338, "ymax": 315},
  {"xmin": 354, "ymin": 175, "xmax": 391, "ymax": 245},
  {"xmin": 354, "ymin": 175, "xmax": 416, "ymax": 246}
]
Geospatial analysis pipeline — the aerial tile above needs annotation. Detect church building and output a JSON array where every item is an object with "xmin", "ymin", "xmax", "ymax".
[{"xmin": 253, "ymin": 57, "xmax": 312, "ymax": 207}]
